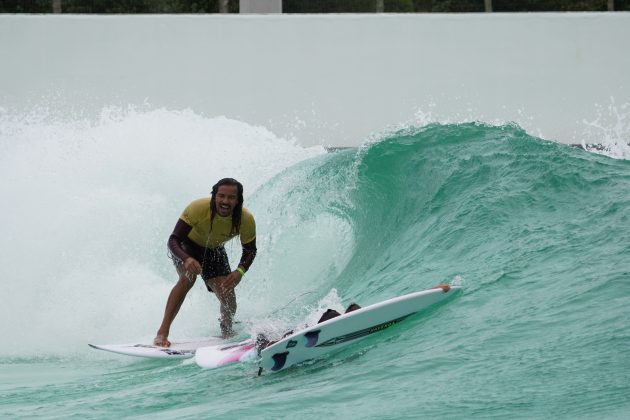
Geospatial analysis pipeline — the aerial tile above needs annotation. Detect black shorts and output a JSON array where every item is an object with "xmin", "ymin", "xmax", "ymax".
[{"xmin": 169, "ymin": 241, "xmax": 231, "ymax": 292}]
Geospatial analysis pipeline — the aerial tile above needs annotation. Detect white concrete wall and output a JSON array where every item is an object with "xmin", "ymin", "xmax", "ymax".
[{"xmin": 1, "ymin": 13, "xmax": 629, "ymax": 146}]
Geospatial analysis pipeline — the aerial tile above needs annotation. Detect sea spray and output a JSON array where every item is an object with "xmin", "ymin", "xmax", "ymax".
[{"xmin": 0, "ymin": 107, "xmax": 324, "ymax": 355}]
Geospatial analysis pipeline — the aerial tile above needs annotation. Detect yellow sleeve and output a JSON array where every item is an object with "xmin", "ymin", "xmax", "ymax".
[
  {"xmin": 240, "ymin": 208, "xmax": 256, "ymax": 244},
  {"xmin": 180, "ymin": 198, "xmax": 208, "ymax": 227}
]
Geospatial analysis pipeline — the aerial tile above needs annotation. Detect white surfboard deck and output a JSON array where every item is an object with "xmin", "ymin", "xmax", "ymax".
[
  {"xmin": 259, "ymin": 286, "xmax": 461, "ymax": 373},
  {"xmin": 195, "ymin": 339, "xmax": 257, "ymax": 368},
  {"xmin": 89, "ymin": 337, "xmax": 227, "ymax": 359}
]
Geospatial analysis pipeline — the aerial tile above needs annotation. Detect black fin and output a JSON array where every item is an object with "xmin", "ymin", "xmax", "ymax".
[
  {"xmin": 318, "ymin": 309, "xmax": 341, "ymax": 323},
  {"xmin": 345, "ymin": 303, "xmax": 361, "ymax": 313}
]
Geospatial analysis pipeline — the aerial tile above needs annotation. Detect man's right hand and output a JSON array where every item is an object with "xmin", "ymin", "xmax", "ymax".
[{"xmin": 183, "ymin": 257, "xmax": 202, "ymax": 278}]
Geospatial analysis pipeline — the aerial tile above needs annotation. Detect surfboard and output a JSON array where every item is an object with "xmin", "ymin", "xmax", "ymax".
[
  {"xmin": 194, "ymin": 339, "xmax": 257, "ymax": 368},
  {"xmin": 89, "ymin": 337, "xmax": 227, "ymax": 359},
  {"xmin": 193, "ymin": 286, "xmax": 461, "ymax": 372},
  {"xmin": 258, "ymin": 286, "xmax": 460, "ymax": 373}
]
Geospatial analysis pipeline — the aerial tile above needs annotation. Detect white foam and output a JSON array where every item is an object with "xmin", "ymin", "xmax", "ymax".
[
  {"xmin": 0, "ymin": 107, "xmax": 325, "ymax": 356},
  {"xmin": 581, "ymin": 97, "xmax": 630, "ymax": 160}
]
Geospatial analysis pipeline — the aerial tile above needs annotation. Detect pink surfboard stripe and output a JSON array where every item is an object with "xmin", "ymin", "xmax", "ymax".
[{"xmin": 219, "ymin": 344, "xmax": 255, "ymax": 365}]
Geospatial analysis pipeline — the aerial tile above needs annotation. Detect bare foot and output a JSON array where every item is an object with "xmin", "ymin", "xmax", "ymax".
[
  {"xmin": 433, "ymin": 284, "xmax": 451, "ymax": 293},
  {"xmin": 153, "ymin": 335, "xmax": 171, "ymax": 347}
]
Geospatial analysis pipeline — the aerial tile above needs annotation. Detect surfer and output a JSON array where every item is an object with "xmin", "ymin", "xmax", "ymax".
[{"xmin": 154, "ymin": 178, "xmax": 257, "ymax": 347}]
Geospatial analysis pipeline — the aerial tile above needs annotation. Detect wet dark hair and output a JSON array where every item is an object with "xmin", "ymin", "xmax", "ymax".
[{"xmin": 210, "ymin": 178, "xmax": 244, "ymax": 235}]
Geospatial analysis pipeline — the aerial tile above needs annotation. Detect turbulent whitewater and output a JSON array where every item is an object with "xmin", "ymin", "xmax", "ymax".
[{"xmin": 1, "ymin": 109, "xmax": 629, "ymax": 418}]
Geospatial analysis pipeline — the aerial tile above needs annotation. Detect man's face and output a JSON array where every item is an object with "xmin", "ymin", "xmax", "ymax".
[{"xmin": 215, "ymin": 184, "xmax": 239, "ymax": 217}]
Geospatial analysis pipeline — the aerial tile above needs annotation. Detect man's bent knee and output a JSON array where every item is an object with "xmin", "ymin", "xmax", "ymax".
[{"xmin": 176, "ymin": 266, "xmax": 197, "ymax": 284}]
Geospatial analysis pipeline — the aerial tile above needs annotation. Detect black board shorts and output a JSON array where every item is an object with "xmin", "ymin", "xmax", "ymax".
[{"xmin": 169, "ymin": 241, "xmax": 231, "ymax": 292}]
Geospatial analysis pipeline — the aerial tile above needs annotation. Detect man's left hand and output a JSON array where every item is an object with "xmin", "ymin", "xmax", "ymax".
[
  {"xmin": 226, "ymin": 270, "xmax": 243, "ymax": 289},
  {"xmin": 213, "ymin": 271, "xmax": 242, "ymax": 293}
]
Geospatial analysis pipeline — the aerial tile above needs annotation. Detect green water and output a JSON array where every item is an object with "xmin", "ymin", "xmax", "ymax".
[{"xmin": 1, "ymin": 121, "xmax": 629, "ymax": 418}]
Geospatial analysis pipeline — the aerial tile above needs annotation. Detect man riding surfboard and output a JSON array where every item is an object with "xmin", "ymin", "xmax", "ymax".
[{"xmin": 154, "ymin": 178, "xmax": 257, "ymax": 347}]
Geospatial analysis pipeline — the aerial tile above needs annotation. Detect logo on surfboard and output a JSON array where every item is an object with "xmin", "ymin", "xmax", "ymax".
[{"xmin": 315, "ymin": 314, "xmax": 412, "ymax": 347}]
